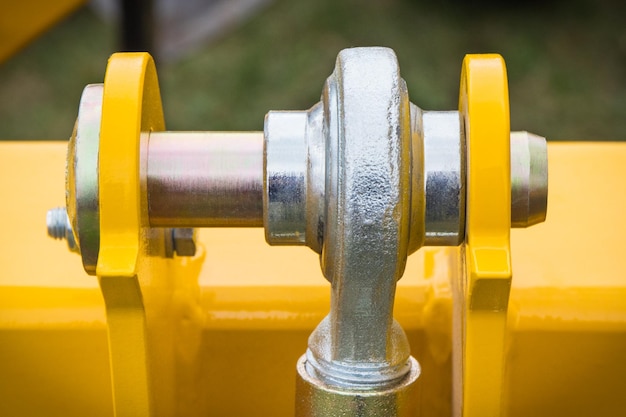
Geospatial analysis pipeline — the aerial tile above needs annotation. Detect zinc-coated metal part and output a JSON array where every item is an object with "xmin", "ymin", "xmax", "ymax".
[
  {"xmin": 263, "ymin": 103, "xmax": 326, "ymax": 252},
  {"xmin": 65, "ymin": 83, "xmax": 103, "ymax": 274},
  {"xmin": 264, "ymin": 111, "xmax": 309, "ymax": 244},
  {"xmin": 148, "ymin": 131, "xmax": 263, "ymax": 227},
  {"xmin": 297, "ymin": 48, "xmax": 418, "ymax": 413},
  {"xmin": 510, "ymin": 131, "xmax": 548, "ymax": 227},
  {"xmin": 456, "ymin": 54, "xmax": 512, "ymax": 417},
  {"xmin": 46, "ymin": 206, "xmax": 78, "ymax": 252},
  {"xmin": 421, "ymin": 110, "xmax": 465, "ymax": 246},
  {"xmin": 295, "ymin": 355, "xmax": 421, "ymax": 417}
]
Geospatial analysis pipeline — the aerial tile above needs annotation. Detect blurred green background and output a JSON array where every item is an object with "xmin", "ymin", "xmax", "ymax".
[{"xmin": 1, "ymin": 0, "xmax": 625, "ymax": 140}]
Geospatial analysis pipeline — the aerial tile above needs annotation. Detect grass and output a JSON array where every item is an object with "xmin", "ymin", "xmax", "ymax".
[{"xmin": 1, "ymin": 0, "xmax": 625, "ymax": 140}]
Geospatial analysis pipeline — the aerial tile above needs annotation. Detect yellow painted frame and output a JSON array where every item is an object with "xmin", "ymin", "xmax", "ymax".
[{"xmin": 1, "ymin": 140, "xmax": 626, "ymax": 416}]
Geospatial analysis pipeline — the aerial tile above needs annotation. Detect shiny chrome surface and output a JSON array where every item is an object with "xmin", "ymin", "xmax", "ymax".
[
  {"xmin": 264, "ymin": 111, "xmax": 308, "ymax": 244},
  {"xmin": 510, "ymin": 131, "xmax": 548, "ymax": 227},
  {"xmin": 65, "ymin": 84, "xmax": 103, "ymax": 274},
  {"xmin": 422, "ymin": 110, "xmax": 465, "ymax": 246},
  {"xmin": 147, "ymin": 131, "xmax": 263, "ymax": 227},
  {"xmin": 263, "ymin": 102, "xmax": 326, "ymax": 253}
]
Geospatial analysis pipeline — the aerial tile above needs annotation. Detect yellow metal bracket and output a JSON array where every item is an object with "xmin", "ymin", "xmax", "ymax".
[
  {"xmin": 97, "ymin": 52, "xmax": 164, "ymax": 417},
  {"xmin": 456, "ymin": 54, "xmax": 511, "ymax": 417}
]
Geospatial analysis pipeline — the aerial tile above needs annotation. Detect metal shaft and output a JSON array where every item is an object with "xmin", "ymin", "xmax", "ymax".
[
  {"xmin": 147, "ymin": 131, "xmax": 264, "ymax": 227},
  {"xmin": 510, "ymin": 131, "xmax": 548, "ymax": 227}
]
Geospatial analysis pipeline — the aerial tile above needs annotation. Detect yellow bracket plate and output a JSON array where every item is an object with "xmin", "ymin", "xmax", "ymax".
[
  {"xmin": 97, "ymin": 52, "xmax": 165, "ymax": 417},
  {"xmin": 456, "ymin": 54, "xmax": 511, "ymax": 417}
]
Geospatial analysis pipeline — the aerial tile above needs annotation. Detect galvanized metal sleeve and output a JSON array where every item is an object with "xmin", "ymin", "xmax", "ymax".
[
  {"xmin": 147, "ymin": 131, "xmax": 264, "ymax": 227},
  {"xmin": 422, "ymin": 111, "xmax": 465, "ymax": 246},
  {"xmin": 264, "ymin": 111, "xmax": 308, "ymax": 244},
  {"xmin": 296, "ymin": 355, "xmax": 420, "ymax": 417}
]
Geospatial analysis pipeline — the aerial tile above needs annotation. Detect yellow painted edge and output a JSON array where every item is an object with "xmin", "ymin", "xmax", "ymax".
[
  {"xmin": 96, "ymin": 52, "xmax": 165, "ymax": 417},
  {"xmin": 97, "ymin": 52, "xmax": 164, "ymax": 277},
  {"xmin": 458, "ymin": 54, "xmax": 512, "ymax": 417}
]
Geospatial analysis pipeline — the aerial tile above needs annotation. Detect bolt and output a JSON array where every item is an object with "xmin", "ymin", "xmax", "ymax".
[{"xmin": 46, "ymin": 207, "xmax": 79, "ymax": 252}]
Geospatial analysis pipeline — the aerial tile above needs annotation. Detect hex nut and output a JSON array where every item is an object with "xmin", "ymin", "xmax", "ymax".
[{"xmin": 172, "ymin": 228, "xmax": 196, "ymax": 257}]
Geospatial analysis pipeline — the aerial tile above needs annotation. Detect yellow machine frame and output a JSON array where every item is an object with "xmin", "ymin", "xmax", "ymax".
[{"xmin": 0, "ymin": 53, "xmax": 625, "ymax": 417}]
